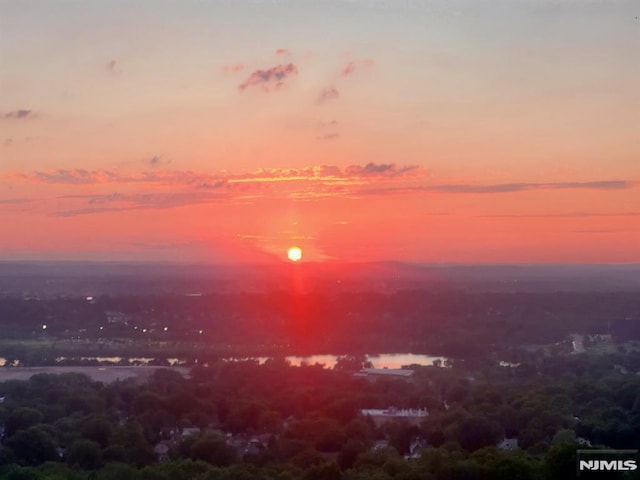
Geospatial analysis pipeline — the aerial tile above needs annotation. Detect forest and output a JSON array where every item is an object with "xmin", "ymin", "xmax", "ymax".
[
  {"xmin": 0, "ymin": 290, "xmax": 639, "ymax": 362},
  {"xmin": 0, "ymin": 352, "xmax": 640, "ymax": 479}
]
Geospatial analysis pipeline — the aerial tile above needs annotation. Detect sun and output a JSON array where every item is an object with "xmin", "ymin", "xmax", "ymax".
[{"xmin": 287, "ymin": 246, "xmax": 302, "ymax": 262}]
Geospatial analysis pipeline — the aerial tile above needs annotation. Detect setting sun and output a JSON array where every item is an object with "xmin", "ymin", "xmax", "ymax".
[{"xmin": 287, "ymin": 246, "xmax": 302, "ymax": 262}]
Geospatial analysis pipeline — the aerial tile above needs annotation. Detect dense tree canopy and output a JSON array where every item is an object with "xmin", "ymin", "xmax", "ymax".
[{"xmin": 0, "ymin": 352, "xmax": 637, "ymax": 478}]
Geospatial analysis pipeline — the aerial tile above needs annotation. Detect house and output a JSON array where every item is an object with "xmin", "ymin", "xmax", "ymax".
[
  {"xmin": 180, "ymin": 427, "xmax": 201, "ymax": 438},
  {"xmin": 154, "ymin": 441, "xmax": 171, "ymax": 462},
  {"xmin": 372, "ymin": 439, "xmax": 390, "ymax": 451},
  {"xmin": 104, "ymin": 311, "xmax": 129, "ymax": 325},
  {"xmin": 226, "ymin": 434, "xmax": 271, "ymax": 458},
  {"xmin": 577, "ymin": 437, "xmax": 592, "ymax": 446},
  {"xmin": 405, "ymin": 437, "xmax": 427, "ymax": 459},
  {"xmin": 361, "ymin": 407, "xmax": 428, "ymax": 427},
  {"xmin": 497, "ymin": 438, "xmax": 519, "ymax": 450}
]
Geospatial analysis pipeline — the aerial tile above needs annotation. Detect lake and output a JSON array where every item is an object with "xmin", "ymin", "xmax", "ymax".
[{"xmin": 246, "ymin": 353, "xmax": 449, "ymax": 369}]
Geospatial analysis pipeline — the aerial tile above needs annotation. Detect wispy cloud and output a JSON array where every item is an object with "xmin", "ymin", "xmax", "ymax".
[
  {"xmin": 226, "ymin": 163, "xmax": 420, "ymax": 184},
  {"xmin": 573, "ymin": 228, "xmax": 635, "ymax": 234},
  {"xmin": 317, "ymin": 133, "xmax": 340, "ymax": 141},
  {"xmin": 106, "ymin": 60, "xmax": 121, "ymax": 75},
  {"xmin": 318, "ymin": 120, "xmax": 338, "ymax": 128},
  {"xmin": 423, "ymin": 180, "xmax": 631, "ymax": 194},
  {"xmin": 346, "ymin": 163, "xmax": 419, "ymax": 177},
  {"xmin": 340, "ymin": 59, "xmax": 374, "ymax": 77},
  {"xmin": 238, "ymin": 63, "xmax": 298, "ymax": 92},
  {"xmin": 317, "ymin": 86, "xmax": 340, "ymax": 104},
  {"xmin": 0, "ymin": 198, "xmax": 33, "ymax": 205},
  {"xmin": 55, "ymin": 192, "xmax": 224, "ymax": 217},
  {"xmin": 11, "ymin": 169, "xmax": 220, "ymax": 186},
  {"xmin": 3, "ymin": 138, "xmax": 12, "ymax": 147},
  {"xmin": 9, "ymin": 163, "xmax": 419, "ymax": 190},
  {"xmin": 25, "ymin": 169, "xmax": 120, "ymax": 184},
  {"xmin": 15, "ymin": 167, "xmax": 629, "ymax": 196},
  {"xmin": 3, "ymin": 110, "xmax": 37, "ymax": 120},
  {"xmin": 479, "ymin": 211, "xmax": 640, "ymax": 218},
  {"xmin": 275, "ymin": 48, "xmax": 291, "ymax": 56},
  {"xmin": 9, "ymin": 164, "xmax": 635, "ymax": 217},
  {"xmin": 361, "ymin": 180, "xmax": 634, "ymax": 196},
  {"xmin": 222, "ymin": 63, "xmax": 244, "ymax": 74},
  {"xmin": 148, "ymin": 155, "xmax": 171, "ymax": 168}
]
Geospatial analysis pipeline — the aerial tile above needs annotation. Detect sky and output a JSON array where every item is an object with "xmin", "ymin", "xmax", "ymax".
[{"xmin": 1, "ymin": 0, "xmax": 639, "ymax": 264}]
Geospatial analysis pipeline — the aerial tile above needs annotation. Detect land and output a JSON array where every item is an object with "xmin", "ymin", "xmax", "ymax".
[{"xmin": 0, "ymin": 262, "xmax": 639, "ymax": 479}]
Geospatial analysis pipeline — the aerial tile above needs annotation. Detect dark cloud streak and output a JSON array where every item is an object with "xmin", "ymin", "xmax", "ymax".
[
  {"xmin": 0, "ymin": 198, "xmax": 33, "ymax": 205},
  {"xmin": 479, "ymin": 211, "xmax": 640, "ymax": 218},
  {"xmin": 3, "ymin": 110, "xmax": 36, "ymax": 119},
  {"xmin": 106, "ymin": 60, "xmax": 121, "ymax": 75},
  {"xmin": 238, "ymin": 63, "xmax": 298, "ymax": 91},
  {"xmin": 361, "ymin": 180, "xmax": 634, "ymax": 196},
  {"xmin": 423, "ymin": 180, "xmax": 631, "ymax": 194},
  {"xmin": 55, "ymin": 192, "xmax": 225, "ymax": 217},
  {"xmin": 346, "ymin": 163, "xmax": 419, "ymax": 177},
  {"xmin": 317, "ymin": 133, "xmax": 340, "ymax": 141},
  {"xmin": 317, "ymin": 86, "xmax": 340, "ymax": 104}
]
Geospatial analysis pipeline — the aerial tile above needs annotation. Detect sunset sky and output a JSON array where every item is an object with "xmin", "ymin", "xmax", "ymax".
[{"xmin": 1, "ymin": 0, "xmax": 639, "ymax": 263}]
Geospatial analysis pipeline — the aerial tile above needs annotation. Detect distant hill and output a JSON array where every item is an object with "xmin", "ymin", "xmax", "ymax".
[{"xmin": 1, "ymin": 261, "xmax": 639, "ymax": 298}]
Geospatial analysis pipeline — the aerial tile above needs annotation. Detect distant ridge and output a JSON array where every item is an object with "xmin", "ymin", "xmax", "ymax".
[{"xmin": 1, "ymin": 261, "xmax": 640, "ymax": 297}]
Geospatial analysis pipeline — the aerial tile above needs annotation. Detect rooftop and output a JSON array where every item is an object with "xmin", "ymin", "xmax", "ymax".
[
  {"xmin": 358, "ymin": 368, "xmax": 414, "ymax": 377},
  {"xmin": 361, "ymin": 407, "xmax": 428, "ymax": 417}
]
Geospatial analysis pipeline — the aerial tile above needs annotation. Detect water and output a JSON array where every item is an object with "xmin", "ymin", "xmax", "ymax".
[
  {"xmin": 0, "ymin": 354, "xmax": 445, "ymax": 369},
  {"xmin": 240, "ymin": 353, "xmax": 448, "ymax": 369}
]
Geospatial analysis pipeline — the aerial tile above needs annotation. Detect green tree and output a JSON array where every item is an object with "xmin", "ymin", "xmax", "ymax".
[
  {"xmin": 337, "ymin": 439, "xmax": 367, "ymax": 470},
  {"xmin": 5, "ymin": 425, "xmax": 58, "ymax": 465},
  {"xmin": 1, "ymin": 466, "xmax": 42, "ymax": 480},
  {"xmin": 5, "ymin": 407, "xmax": 44, "ymax": 436},
  {"xmin": 110, "ymin": 423, "xmax": 156, "ymax": 467},
  {"xmin": 450, "ymin": 415, "xmax": 503, "ymax": 452},
  {"xmin": 302, "ymin": 461, "xmax": 342, "ymax": 480},
  {"xmin": 81, "ymin": 416, "xmax": 113, "ymax": 448},
  {"xmin": 545, "ymin": 443, "xmax": 579, "ymax": 480},
  {"xmin": 95, "ymin": 462, "xmax": 141, "ymax": 480},
  {"xmin": 551, "ymin": 429, "xmax": 577, "ymax": 446},
  {"xmin": 102, "ymin": 444, "xmax": 127, "ymax": 463},
  {"xmin": 334, "ymin": 355, "xmax": 373, "ymax": 372},
  {"xmin": 66, "ymin": 439, "xmax": 103, "ymax": 470},
  {"xmin": 190, "ymin": 435, "xmax": 236, "ymax": 466}
]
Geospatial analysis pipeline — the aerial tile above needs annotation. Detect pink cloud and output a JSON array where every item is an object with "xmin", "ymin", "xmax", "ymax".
[
  {"xmin": 317, "ymin": 86, "xmax": 340, "ymax": 104},
  {"xmin": 340, "ymin": 59, "xmax": 375, "ymax": 77},
  {"xmin": 222, "ymin": 63, "xmax": 245, "ymax": 74},
  {"xmin": 238, "ymin": 64, "xmax": 298, "ymax": 92}
]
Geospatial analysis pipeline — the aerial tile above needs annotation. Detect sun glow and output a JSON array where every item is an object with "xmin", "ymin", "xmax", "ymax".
[{"xmin": 287, "ymin": 246, "xmax": 302, "ymax": 262}]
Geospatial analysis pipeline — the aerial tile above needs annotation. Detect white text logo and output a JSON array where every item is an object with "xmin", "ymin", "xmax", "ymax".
[{"xmin": 579, "ymin": 460, "xmax": 637, "ymax": 471}]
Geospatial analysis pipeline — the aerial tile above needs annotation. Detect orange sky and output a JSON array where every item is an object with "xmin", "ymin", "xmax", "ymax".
[{"xmin": 1, "ymin": 1, "xmax": 639, "ymax": 263}]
